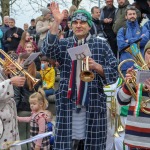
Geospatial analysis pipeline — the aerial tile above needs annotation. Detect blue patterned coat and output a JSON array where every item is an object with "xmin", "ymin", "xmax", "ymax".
[{"xmin": 41, "ymin": 33, "xmax": 118, "ymax": 150}]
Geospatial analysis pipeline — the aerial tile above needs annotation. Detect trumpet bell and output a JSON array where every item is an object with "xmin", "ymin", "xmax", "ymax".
[
  {"xmin": 114, "ymin": 131, "xmax": 120, "ymax": 138},
  {"xmin": 80, "ymin": 71, "xmax": 94, "ymax": 82},
  {"xmin": 117, "ymin": 125, "xmax": 124, "ymax": 132}
]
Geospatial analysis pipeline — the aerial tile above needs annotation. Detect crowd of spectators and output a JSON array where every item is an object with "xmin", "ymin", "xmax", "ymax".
[{"xmin": 0, "ymin": 0, "xmax": 150, "ymax": 149}]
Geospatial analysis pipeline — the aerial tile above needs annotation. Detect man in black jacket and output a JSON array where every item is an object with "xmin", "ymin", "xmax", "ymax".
[
  {"xmin": 100, "ymin": 0, "xmax": 117, "ymax": 58},
  {"xmin": 90, "ymin": 6, "xmax": 106, "ymax": 38},
  {"xmin": 3, "ymin": 18, "xmax": 24, "ymax": 53},
  {"xmin": 28, "ymin": 19, "xmax": 39, "ymax": 44}
]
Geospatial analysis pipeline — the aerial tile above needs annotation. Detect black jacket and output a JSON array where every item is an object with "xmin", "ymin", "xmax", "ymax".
[
  {"xmin": 14, "ymin": 72, "xmax": 42, "ymax": 111},
  {"xmin": 90, "ymin": 18, "xmax": 106, "ymax": 38},
  {"xmin": 4, "ymin": 26, "xmax": 24, "ymax": 52}
]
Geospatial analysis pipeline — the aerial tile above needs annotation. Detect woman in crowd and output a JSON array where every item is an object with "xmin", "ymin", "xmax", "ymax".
[
  {"xmin": 0, "ymin": 53, "xmax": 26, "ymax": 150},
  {"xmin": 36, "ymin": 8, "xmax": 53, "ymax": 50},
  {"xmin": 14, "ymin": 53, "xmax": 42, "ymax": 150},
  {"xmin": 16, "ymin": 31, "xmax": 38, "ymax": 54}
]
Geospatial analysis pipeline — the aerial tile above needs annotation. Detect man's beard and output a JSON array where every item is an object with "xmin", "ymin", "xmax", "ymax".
[{"xmin": 129, "ymin": 18, "xmax": 136, "ymax": 22}]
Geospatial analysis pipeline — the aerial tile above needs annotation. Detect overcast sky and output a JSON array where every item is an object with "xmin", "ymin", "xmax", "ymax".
[{"xmin": 10, "ymin": 0, "xmax": 133, "ymax": 28}]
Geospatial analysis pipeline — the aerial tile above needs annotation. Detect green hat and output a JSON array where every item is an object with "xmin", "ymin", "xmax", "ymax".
[
  {"xmin": 71, "ymin": 9, "xmax": 92, "ymax": 27},
  {"xmin": 144, "ymin": 40, "xmax": 150, "ymax": 54}
]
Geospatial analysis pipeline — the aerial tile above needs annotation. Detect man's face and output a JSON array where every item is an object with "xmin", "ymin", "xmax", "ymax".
[
  {"xmin": 31, "ymin": 21, "xmax": 35, "ymax": 27},
  {"xmin": 125, "ymin": 10, "xmax": 137, "ymax": 22},
  {"xmin": 8, "ymin": 20, "xmax": 15, "ymax": 28},
  {"xmin": 4, "ymin": 18, "xmax": 9, "ymax": 26},
  {"xmin": 145, "ymin": 48, "xmax": 150, "ymax": 67},
  {"xmin": 117, "ymin": 0, "xmax": 125, "ymax": 6},
  {"xmin": 72, "ymin": 20, "xmax": 91, "ymax": 40},
  {"xmin": 24, "ymin": 24, "xmax": 28, "ymax": 31},
  {"xmin": 106, "ymin": 0, "xmax": 113, "ymax": 8},
  {"xmin": 92, "ymin": 8, "xmax": 100, "ymax": 20}
]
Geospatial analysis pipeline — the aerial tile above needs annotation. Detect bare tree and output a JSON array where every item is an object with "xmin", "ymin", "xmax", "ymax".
[
  {"xmin": 0, "ymin": 0, "xmax": 103, "ymax": 24},
  {"xmin": 72, "ymin": 0, "xmax": 82, "ymax": 8}
]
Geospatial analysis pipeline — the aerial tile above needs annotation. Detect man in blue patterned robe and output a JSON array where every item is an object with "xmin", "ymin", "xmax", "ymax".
[{"xmin": 41, "ymin": 2, "xmax": 118, "ymax": 150}]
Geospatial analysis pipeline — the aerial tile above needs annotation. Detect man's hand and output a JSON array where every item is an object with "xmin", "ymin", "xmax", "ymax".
[
  {"xmin": 125, "ymin": 67, "xmax": 134, "ymax": 81},
  {"xmin": 103, "ymin": 18, "xmax": 109, "ymax": 23},
  {"xmin": 10, "ymin": 76, "xmax": 26, "ymax": 87},
  {"xmin": 83, "ymin": 57, "xmax": 104, "ymax": 77},
  {"xmin": 50, "ymin": 2, "xmax": 64, "ymax": 24},
  {"xmin": 7, "ymin": 38, "xmax": 11, "ymax": 42},
  {"xmin": 13, "ymin": 33, "xmax": 19, "ymax": 38}
]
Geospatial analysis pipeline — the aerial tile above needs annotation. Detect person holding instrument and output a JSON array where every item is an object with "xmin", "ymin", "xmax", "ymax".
[
  {"xmin": 117, "ymin": 41, "xmax": 150, "ymax": 149},
  {"xmin": 14, "ymin": 53, "xmax": 42, "ymax": 150},
  {"xmin": 0, "ymin": 59, "xmax": 26, "ymax": 150},
  {"xmin": 41, "ymin": 2, "xmax": 118, "ymax": 150}
]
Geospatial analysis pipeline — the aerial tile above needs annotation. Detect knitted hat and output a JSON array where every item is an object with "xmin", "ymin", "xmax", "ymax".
[
  {"xmin": 71, "ymin": 9, "xmax": 92, "ymax": 27},
  {"xmin": 41, "ymin": 8, "xmax": 50, "ymax": 16},
  {"xmin": 144, "ymin": 41, "xmax": 150, "ymax": 54}
]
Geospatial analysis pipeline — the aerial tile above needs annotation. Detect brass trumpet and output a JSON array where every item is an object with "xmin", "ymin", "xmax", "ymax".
[
  {"xmin": 117, "ymin": 115, "xmax": 124, "ymax": 133},
  {"xmin": 0, "ymin": 57, "xmax": 17, "ymax": 75},
  {"xmin": 80, "ymin": 56, "xmax": 94, "ymax": 82},
  {"xmin": 0, "ymin": 49, "xmax": 40, "ymax": 88}
]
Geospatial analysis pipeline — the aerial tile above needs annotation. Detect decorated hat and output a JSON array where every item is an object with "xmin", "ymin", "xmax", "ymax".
[{"xmin": 71, "ymin": 9, "xmax": 92, "ymax": 27}]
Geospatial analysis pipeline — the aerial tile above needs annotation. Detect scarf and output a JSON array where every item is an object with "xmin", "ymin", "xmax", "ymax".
[{"xmin": 67, "ymin": 34, "xmax": 91, "ymax": 113}]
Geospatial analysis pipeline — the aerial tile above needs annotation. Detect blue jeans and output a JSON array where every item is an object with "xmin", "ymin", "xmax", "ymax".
[{"xmin": 44, "ymin": 88, "xmax": 55, "ymax": 97}]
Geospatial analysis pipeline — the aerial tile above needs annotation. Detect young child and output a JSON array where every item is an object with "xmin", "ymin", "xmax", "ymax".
[
  {"xmin": 24, "ymin": 42, "xmax": 41, "ymax": 71},
  {"xmin": 44, "ymin": 110, "xmax": 54, "ymax": 149},
  {"xmin": 17, "ymin": 88, "xmax": 50, "ymax": 150},
  {"xmin": 40, "ymin": 56, "xmax": 55, "ymax": 97},
  {"xmin": 24, "ymin": 42, "xmax": 35, "ymax": 54}
]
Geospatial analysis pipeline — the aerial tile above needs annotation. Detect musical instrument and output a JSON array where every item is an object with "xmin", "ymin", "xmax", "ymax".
[
  {"xmin": 118, "ymin": 40, "xmax": 150, "ymax": 114},
  {"xmin": 0, "ymin": 49, "xmax": 40, "ymax": 88},
  {"xmin": 0, "ymin": 57, "xmax": 17, "ymax": 75},
  {"xmin": 105, "ymin": 85, "xmax": 124, "ymax": 137},
  {"xmin": 80, "ymin": 56, "xmax": 94, "ymax": 82}
]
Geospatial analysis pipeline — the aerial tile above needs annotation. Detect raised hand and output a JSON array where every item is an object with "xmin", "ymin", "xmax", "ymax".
[{"xmin": 50, "ymin": 2, "xmax": 64, "ymax": 24}]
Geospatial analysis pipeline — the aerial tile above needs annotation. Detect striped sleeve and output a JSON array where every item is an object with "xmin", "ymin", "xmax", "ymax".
[{"xmin": 117, "ymin": 84, "xmax": 132, "ymax": 105}]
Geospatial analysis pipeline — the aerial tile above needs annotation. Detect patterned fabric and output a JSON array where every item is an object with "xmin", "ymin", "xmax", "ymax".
[
  {"xmin": 0, "ymin": 66, "xmax": 21, "ymax": 150},
  {"xmin": 67, "ymin": 36, "xmax": 90, "ymax": 112},
  {"xmin": 30, "ymin": 112, "xmax": 50, "ymax": 150},
  {"xmin": 117, "ymin": 85, "xmax": 150, "ymax": 149},
  {"xmin": 41, "ymin": 32, "xmax": 118, "ymax": 150}
]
